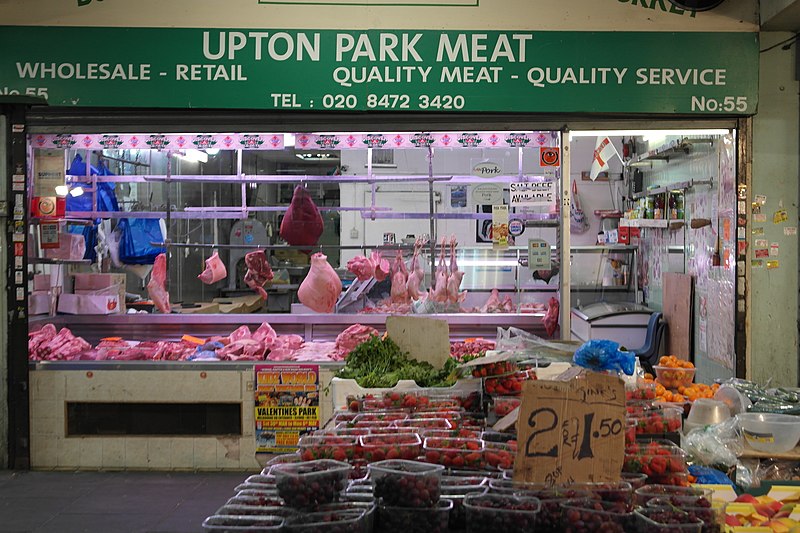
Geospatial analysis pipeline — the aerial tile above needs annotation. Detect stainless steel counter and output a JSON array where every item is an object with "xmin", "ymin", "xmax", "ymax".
[
  {"xmin": 29, "ymin": 360, "xmax": 345, "ymax": 371},
  {"xmin": 30, "ymin": 312, "xmax": 543, "ymax": 345}
]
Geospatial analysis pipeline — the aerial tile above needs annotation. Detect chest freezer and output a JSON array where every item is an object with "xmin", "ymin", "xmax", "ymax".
[{"xmin": 570, "ymin": 302, "xmax": 654, "ymax": 350}]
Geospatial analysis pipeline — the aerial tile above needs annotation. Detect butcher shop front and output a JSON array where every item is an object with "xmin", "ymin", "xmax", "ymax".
[{"xmin": 1, "ymin": 0, "xmax": 758, "ymax": 470}]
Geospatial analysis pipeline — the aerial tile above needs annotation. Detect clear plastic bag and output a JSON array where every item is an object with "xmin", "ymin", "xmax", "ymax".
[
  {"xmin": 495, "ymin": 327, "xmax": 578, "ymax": 360},
  {"xmin": 682, "ymin": 417, "xmax": 743, "ymax": 467},
  {"xmin": 735, "ymin": 459, "xmax": 761, "ymax": 489}
]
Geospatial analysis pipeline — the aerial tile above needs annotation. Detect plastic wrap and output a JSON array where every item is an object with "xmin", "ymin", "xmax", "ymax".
[
  {"xmin": 722, "ymin": 378, "xmax": 800, "ymax": 414},
  {"xmin": 682, "ymin": 417, "xmax": 742, "ymax": 467},
  {"xmin": 572, "ymin": 339, "xmax": 635, "ymax": 375},
  {"xmin": 118, "ymin": 218, "xmax": 167, "ymax": 265},
  {"xmin": 494, "ymin": 327, "xmax": 577, "ymax": 360},
  {"xmin": 756, "ymin": 460, "xmax": 800, "ymax": 483}
]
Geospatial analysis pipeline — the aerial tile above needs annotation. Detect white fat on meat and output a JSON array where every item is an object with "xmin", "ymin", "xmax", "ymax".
[
  {"xmin": 198, "ymin": 252, "xmax": 227, "ymax": 284},
  {"xmin": 298, "ymin": 253, "xmax": 342, "ymax": 314}
]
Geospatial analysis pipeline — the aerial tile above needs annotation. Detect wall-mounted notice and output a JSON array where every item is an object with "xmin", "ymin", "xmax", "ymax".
[
  {"xmin": 254, "ymin": 364, "xmax": 320, "ymax": 453},
  {"xmin": 528, "ymin": 238, "xmax": 551, "ymax": 270},
  {"xmin": 513, "ymin": 371, "xmax": 625, "ymax": 485},
  {"xmin": 472, "ymin": 184, "xmax": 503, "ymax": 205},
  {"xmin": 510, "ymin": 181, "xmax": 555, "ymax": 207}
]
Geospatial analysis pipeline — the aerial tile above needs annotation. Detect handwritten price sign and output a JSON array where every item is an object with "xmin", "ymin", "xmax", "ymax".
[{"xmin": 513, "ymin": 371, "xmax": 625, "ymax": 486}]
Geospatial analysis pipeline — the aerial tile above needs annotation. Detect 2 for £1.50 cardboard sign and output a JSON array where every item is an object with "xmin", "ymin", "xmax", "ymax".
[{"xmin": 513, "ymin": 371, "xmax": 625, "ymax": 485}]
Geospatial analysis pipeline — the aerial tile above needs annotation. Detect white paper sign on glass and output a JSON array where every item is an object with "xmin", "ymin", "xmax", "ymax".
[{"xmin": 510, "ymin": 181, "xmax": 556, "ymax": 207}]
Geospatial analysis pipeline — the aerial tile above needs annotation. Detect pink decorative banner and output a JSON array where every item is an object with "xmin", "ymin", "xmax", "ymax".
[
  {"xmin": 28, "ymin": 133, "xmax": 285, "ymax": 151},
  {"xmin": 294, "ymin": 131, "xmax": 559, "ymax": 150},
  {"xmin": 30, "ymin": 131, "xmax": 559, "ymax": 151}
]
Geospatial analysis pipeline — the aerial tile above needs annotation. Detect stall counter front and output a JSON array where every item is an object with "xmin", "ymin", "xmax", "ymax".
[{"xmin": 29, "ymin": 360, "xmax": 342, "ymax": 471}]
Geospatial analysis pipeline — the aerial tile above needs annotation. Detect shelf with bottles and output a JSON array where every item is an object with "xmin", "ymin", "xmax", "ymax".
[{"xmin": 623, "ymin": 187, "xmax": 693, "ymax": 230}]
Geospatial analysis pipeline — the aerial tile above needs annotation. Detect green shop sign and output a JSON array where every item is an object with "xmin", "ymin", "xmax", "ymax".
[{"xmin": 0, "ymin": 27, "xmax": 758, "ymax": 114}]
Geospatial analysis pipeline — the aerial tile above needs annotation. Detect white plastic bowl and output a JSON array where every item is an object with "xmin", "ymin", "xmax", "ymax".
[{"xmin": 737, "ymin": 412, "xmax": 800, "ymax": 453}]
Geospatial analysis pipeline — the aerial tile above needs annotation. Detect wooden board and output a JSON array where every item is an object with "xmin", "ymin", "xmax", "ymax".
[
  {"xmin": 213, "ymin": 295, "xmax": 264, "ymax": 314},
  {"xmin": 178, "ymin": 302, "xmax": 220, "ymax": 314},
  {"xmin": 386, "ymin": 316, "xmax": 450, "ymax": 369},
  {"xmin": 662, "ymin": 272, "xmax": 693, "ymax": 360},
  {"xmin": 739, "ymin": 443, "xmax": 800, "ymax": 461}
]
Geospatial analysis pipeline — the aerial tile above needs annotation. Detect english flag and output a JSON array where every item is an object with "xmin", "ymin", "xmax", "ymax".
[{"xmin": 589, "ymin": 136, "xmax": 621, "ymax": 181}]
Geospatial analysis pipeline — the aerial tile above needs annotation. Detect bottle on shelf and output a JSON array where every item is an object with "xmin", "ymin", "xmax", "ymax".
[
  {"xmin": 645, "ymin": 197, "xmax": 654, "ymax": 219},
  {"xmin": 668, "ymin": 192, "xmax": 678, "ymax": 220},
  {"xmin": 653, "ymin": 193, "xmax": 665, "ymax": 220}
]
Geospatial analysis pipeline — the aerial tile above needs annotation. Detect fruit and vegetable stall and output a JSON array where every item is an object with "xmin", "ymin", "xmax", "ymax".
[{"xmin": 199, "ymin": 332, "xmax": 800, "ymax": 532}]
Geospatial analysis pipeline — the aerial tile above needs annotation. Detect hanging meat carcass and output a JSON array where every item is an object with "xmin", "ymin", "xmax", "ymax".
[
  {"xmin": 198, "ymin": 252, "xmax": 227, "ymax": 284},
  {"xmin": 446, "ymin": 235, "xmax": 467, "ymax": 304},
  {"xmin": 390, "ymin": 249, "xmax": 410, "ymax": 304},
  {"xmin": 370, "ymin": 250, "xmax": 391, "ymax": 282},
  {"xmin": 147, "ymin": 253, "xmax": 171, "ymax": 313},
  {"xmin": 298, "ymin": 253, "xmax": 342, "ymax": 313},
  {"xmin": 279, "ymin": 185, "xmax": 324, "ymax": 247},
  {"xmin": 428, "ymin": 237, "xmax": 449, "ymax": 303},
  {"xmin": 346, "ymin": 255, "xmax": 375, "ymax": 282},
  {"xmin": 406, "ymin": 237, "xmax": 426, "ymax": 301},
  {"xmin": 244, "ymin": 250, "xmax": 274, "ymax": 300}
]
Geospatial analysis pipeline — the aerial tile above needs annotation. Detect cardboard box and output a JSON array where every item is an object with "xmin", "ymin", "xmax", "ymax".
[
  {"xmin": 73, "ymin": 273, "xmax": 126, "ymax": 290},
  {"xmin": 73, "ymin": 273, "xmax": 126, "ymax": 312},
  {"xmin": 513, "ymin": 371, "xmax": 625, "ymax": 484},
  {"xmin": 29, "ymin": 292, "xmax": 51, "ymax": 315},
  {"xmin": 44, "ymin": 232, "xmax": 85, "ymax": 260},
  {"xmin": 618, "ymin": 226, "xmax": 640, "ymax": 246},
  {"xmin": 57, "ymin": 293, "xmax": 122, "ymax": 315},
  {"xmin": 33, "ymin": 274, "xmax": 51, "ymax": 292},
  {"xmin": 75, "ymin": 286, "xmax": 120, "ymax": 297}
]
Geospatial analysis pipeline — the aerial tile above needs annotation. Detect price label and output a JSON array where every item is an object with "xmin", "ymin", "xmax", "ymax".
[
  {"xmin": 514, "ymin": 371, "xmax": 625, "ymax": 485},
  {"xmin": 40, "ymin": 222, "xmax": 60, "ymax": 249}
]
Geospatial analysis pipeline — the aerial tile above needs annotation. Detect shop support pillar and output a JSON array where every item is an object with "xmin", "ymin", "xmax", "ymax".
[
  {"xmin": 2, "ymin": 104, "xmax": 29, "ymax": 469},
  {"xmin": 736, "ymin": 117, "xmax": 752, "ymax": 381},
  {"xmin": 560, "ymin": 130, "xmax": 571, "ymax": 338}
]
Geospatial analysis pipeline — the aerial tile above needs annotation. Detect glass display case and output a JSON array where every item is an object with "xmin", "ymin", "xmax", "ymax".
[{"xmin": 28, "ymin": 130, "xmax": 608, "ymax": 352}]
